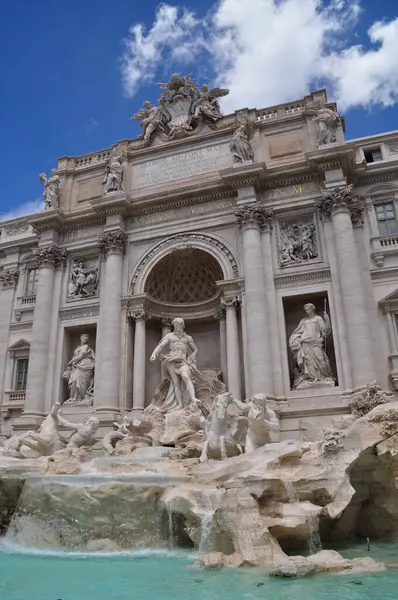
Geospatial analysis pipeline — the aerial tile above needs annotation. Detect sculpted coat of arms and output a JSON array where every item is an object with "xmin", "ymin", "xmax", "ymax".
[{"xmin": 131, "ymin": 73, "xmax": 229, "ymax": 142}]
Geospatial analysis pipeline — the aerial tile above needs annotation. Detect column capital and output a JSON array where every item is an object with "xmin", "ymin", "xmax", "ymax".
[
  {"xmin": 161, "ymin": 318, "xmax": 173, "ymax": 328},
  {"xmin": 213, "ymin": 307, "xmax": 226, "ymax": 321},
  {"xmin": 33, "ymin": 245, "xmax": 67, "ymax": 269},
  {"xmin": 221, "ymin": 295, "xmax": 242, "ymax": 309},
  {"xmin": 317, "ymin": 185, "xmax": 364, "ymax": 224},
  {"xmin": 235, "ymin": 203, "xmax": 273, "ymax": 230},
  {"xmin": 0, "ymin": 268, "xmax": 19, "ymax": 290},
  {"xmin": 98, "ymin": 230, "xmax": 127, "ymax": 259},
  {"xmin": 129, "ymin": 308, "xmax": 151, "ymax": 321}
]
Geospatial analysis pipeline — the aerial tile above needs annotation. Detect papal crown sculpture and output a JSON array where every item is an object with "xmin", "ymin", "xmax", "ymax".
[{"xmin": 131, "ymin": 72, "xmax": 230, "ymax": 142}]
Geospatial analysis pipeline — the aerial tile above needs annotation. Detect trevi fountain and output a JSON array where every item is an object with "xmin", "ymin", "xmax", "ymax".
[{"xmin": 1, "ymin": 74, "xmax": 398, "ymax": 598}]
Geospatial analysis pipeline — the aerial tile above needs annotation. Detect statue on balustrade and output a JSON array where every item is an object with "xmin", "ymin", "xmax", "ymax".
[
  {"xmin": 62, "ymin": 334, "xmax": 95, "ymax": 404},
  {"xmin": 289, "ymin": 303, "xmax": 334, "ymax": 389},
  {"xmin": 39, "ymin": 170, "xmax": 60, "ymax": 209},
  {"xmin": 230, "ymin": 122, "xmax": 254, "ymax": 163},
  {"xmin": 307, "ymin": 101, "xmax": 341, "ymax": 147},
  {"xmin": 102, "ymin": 145, "xmax": 125, "ymax": 193}
]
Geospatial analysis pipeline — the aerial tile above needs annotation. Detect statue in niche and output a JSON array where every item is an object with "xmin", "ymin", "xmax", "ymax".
[
  {"xmin": 307, "ymin": 101, "xmax": 341, "ymax": 147},
  {"xmin": 279, "ymin": 221, "xmax": 318, "ymax": 266},
  {"xmin": 102, "ymin": 145, "xmax": 125, "ymax": 193},
  {"xmin": 193, "ymin": 84, "xmax": 229, "ymax": 122},
  {"xmin": 68, "ymin": 259, "xmax": 98, "ymax": 298},
  {"xmin": 39, "ymin": 170, "xmax": 60, "ymax": 209},
  {"xmin": 150, "ymin": 317, "xmax": 225, "ymax": 452},
  {"xmin": 150, "ymin": 317, "xmax": 199, "ymax": 411},
  {"xmin": 289, "ymin": 303, "xmax": 334, "ymax": 389},
  {"xmin": 131, "ymin": 100, "xmax": 166, "ymax": 141},
  {"xmin": 229, "ymin": 393, "xmax": 280, "ymax": 452},
  {"xmin": 62, "ymin": 334, "xmax": 95, "ymax": 404},
  {"xmin": 230, "ymin": 122, "xmax": 254, "ymax": 163}
]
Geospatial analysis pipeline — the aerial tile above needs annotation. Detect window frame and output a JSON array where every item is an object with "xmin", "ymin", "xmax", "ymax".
[
  {"xmin": 24, "ymin": 266, "xmax": 39, "ymax": 297},
  {"xmin": 14, "ymin": 357, "xmax": 29, "ymax": 391},
  {"xmin": 364, "ymin": 146, "xmax": 383, "ymax": 164},
  {"xmin": 374, "ymin": 200, "xmax": 398, "ymax": 237}
]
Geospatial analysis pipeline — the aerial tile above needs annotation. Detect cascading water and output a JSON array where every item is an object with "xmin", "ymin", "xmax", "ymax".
[
  {"xmin": 282, "ymin": 478, "xmax": 322, "ymax": 555},
  {"xmin": 199, "ymin": 495, "xmax": 217, "ymax": 553},
  {"xmin": 5, "ymin": 473, "xmax": 190, "ymax": 553}
]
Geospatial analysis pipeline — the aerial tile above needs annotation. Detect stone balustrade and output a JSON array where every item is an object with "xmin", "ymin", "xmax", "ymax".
[
  {"xmin": 3, "ymin": 391, "xmax": 25, "ymax": 405},
  {"xmin": 371, "ymin": 234, "xmax": 398, "ymax": 267},
  {"xmin": 256, "ymin": 103, "xmax": 305, "ymax": 121},
  {"xmin": 75, "ymin": 151, "xmax": 111, "ymax": 169}
]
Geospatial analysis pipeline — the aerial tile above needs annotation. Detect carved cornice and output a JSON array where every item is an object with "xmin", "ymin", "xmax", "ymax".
[
  {"xmin": 371, "ymin": 268, "xmax": 398, "ymax": 281},
  {"xmin": 0, "ymin": 268, "xmax": 19, "ymax": 289},
  {"xmin": 274, "ymin": 268, "xmax": 331, "ymax": 289},
  {"xmin": 33, "ymin": 245, "xmax": 67, "ymax": 269},
  {"xmin": 216, "ymin": 277, "xmax": 245, "ymax": 296},
  {"xmin": 98, "ymin": 230, "xmax": 128, "ymax": 259},
  {"xmin": 235, "ymin": 203, "xmax": 273, "ymax": 230},
  {"xmin": 316, "ymin": 185, "xmax": 364, "ymax": 224},
  {"xmin": 59, "ymin": 304, "xmax": 100, "ymax": 321}
]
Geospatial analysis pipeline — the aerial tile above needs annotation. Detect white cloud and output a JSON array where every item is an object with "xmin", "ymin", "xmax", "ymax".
[
  {"xmin": 0, "ymin": 198, "xmax": 42, "ymax": 222},
  {"xmin": 120, "ymin": 0, "xmax": 398, "ymax": 112}
]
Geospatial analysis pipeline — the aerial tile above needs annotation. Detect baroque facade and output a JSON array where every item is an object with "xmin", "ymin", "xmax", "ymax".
[{"xmin": 1, "ymin": 79, "xmax": 398, "ymax": 440}]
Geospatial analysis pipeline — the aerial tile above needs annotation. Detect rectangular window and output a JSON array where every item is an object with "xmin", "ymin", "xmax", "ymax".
[
  {"xmin": 15, "ymin": 358, "xmax": 29, "ymax": 391},
  {"xmin": 364, "ymin": 147, "xmax": 382, "ymax": 163},
  {"xmin": 375, "ymin": 202, "xmax": 398, "ymax": 236},
  {"xmin": 25, "ymin": 268, "xmax": 38, "ymax": 296}
]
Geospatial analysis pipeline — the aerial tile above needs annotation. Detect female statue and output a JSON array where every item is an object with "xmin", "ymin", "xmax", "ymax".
[
  {"xmin": 63, "ymin": 334, "xmax": 95, "ymax": 403},
  {"xmin": 230, "ymin": 124, "xmax": 254, "ymax": 163},
  {"xmin": 289, "ymin": 303, "xmax": 334, "ymax": 389}
]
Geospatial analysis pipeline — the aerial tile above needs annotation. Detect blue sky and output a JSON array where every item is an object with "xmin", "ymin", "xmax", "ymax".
[{"xmin": 1, "ymin": 0, "xmax": 398, "ymax": 219}]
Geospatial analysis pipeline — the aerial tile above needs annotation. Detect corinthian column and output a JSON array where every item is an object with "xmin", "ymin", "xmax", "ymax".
[
  {"xmin": 235, "ymin": 204, "xmax": 272, "ymax": 395},
  {"xmin": 214, "ymin": 308, "xmax": 228, "ymax": 386},
  {"xmin": 94, "ymin": 230, "xmax": 127, "ymax": 414},
  {"xmin": 24, "ymin": 246, "xmax": 66, "ymax": 418},
  {"xmin": 318, "ymin": 186, "xmax": 375, "ymax": 386},
  {"xmin": 221, "ymin": 296, "xmax": 242, "ymax": 399},
  {"xmin": 131, "ymin": 309, "xmax": 150, "ymax": 415}
]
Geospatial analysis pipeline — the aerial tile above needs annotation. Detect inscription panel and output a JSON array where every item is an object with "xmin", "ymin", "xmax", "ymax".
[
  {"xmin": 130, "ymin": 198, "xmax": 235, "ymax": 228},
  {"xmin": 132, "ymin": 144, "xmax": 231, "ymax": 189}
]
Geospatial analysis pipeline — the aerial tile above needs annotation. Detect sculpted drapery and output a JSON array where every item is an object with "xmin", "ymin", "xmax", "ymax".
[{"xmin": 289, "ymin": 303, "xmax": 334, "ymax": 388}]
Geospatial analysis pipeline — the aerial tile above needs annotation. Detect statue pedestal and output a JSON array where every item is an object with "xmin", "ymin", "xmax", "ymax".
[{"xmin": 295, "ymin": 380, "xmax": 335, "ymax": 391}]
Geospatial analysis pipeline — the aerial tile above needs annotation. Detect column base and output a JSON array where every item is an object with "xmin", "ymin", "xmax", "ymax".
[
  {"xmin": 94, "ymin": 407, "xmax": 121, "ymax": 426},
  {"xmin": 12, "ymin": 414, "xmax": 46, "ymax": 432}
]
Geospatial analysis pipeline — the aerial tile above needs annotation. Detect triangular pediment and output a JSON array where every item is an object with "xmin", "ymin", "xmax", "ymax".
[
  {"xmin": 379, "ymin": 289, "xmax": 398, "ymax": 306},
  {"xmin": 8, "ymin": 338, "xmax": 30, "ymax": 353}
]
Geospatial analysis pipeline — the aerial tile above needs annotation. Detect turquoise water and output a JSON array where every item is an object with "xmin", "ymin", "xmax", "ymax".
[{"xmin": 1, "ymin": 542, "xmax": 397, "ymax": 600}]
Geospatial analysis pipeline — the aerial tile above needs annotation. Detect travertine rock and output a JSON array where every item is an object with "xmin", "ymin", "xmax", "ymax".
[{"xmin": 270, "ymin": 550, "xmax": 386, "ymax": 578}]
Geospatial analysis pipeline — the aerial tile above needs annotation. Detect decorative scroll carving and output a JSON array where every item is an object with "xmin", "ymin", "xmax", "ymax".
[
  {"xmin": 317, "ymin": 186, "xmax": 364, "ymax": 224},
  {"xmin": 278, "ymin": 217, "xmax": 318, "ymax": 267},
  {"xmin": 235, "ymin": 203, "xmax": 272, "ymax": 229},
  {"xmin": 0, "ymin": 269, "xmax": 19, "ymax": 289},
  {"xmin": 98, "ymin": 230, "xmax": 127, "ymax": 258},
  {"xmin": 33, "ymin": 245, "xmax": 67, "ymax": 268}
]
